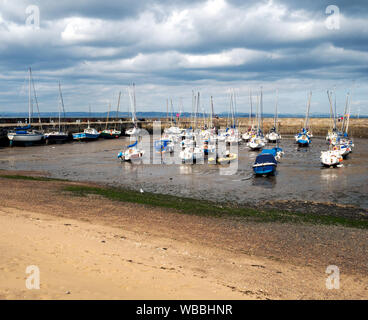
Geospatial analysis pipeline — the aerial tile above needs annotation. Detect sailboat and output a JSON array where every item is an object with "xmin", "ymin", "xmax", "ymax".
[
  {"xmin": 7, "ymin": 67, "xmax": 44, "ymax": 146},
  {"xmin": 72, "ymin": 105, "xmax": 100, "ymax": 141},
  {"xmin": 325, "ymin": 90, "xmax": 339, "ymax": 143},
  {"xmin": 266, "ymin": 90, "xmax": 281, "ymax": 143},
  {"xmin": 225, "ymin": 90, "xmax": 241, "ymax": 144},
  {"xmin": 242, "ymin": 89, "xmax": 255, "ymax": 142},
  {"xmin": 125, "ymin": 84, "xmax": 141, "ymax": 136},
  {"xmin": 320, "ymin": 148, "xmax": 343, "ymax": 167},
  {"xmin": 327, "ymin": 91, "xmax": 354, "ymax": 157},
  {"xmin": 117, "ymin": 139, "xmax": 145, "ymax": 161},
  {"xmin": 295, "ymin": 91, "xmax": 312, "ymax": 147},
  {"xmin": 247, "ymin": 88, "xmax": 266, "ymax": 150},
  {"xmin": 44, "ymin": 82, "xmax": 69, "ymax": 143},
  {"xmin": 100, "ymin": 93, "xmax": 122, "ymax": 139}
]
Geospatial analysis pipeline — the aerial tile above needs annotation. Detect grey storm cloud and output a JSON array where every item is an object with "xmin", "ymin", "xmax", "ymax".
[{"xmin": 0, "ymin": 0, "xmax": 367, "ymax": 115}]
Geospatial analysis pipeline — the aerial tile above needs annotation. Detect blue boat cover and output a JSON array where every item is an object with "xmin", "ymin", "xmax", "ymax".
[
  {"xmin": 16, "ymin": 125, "xmax": 31, "ymax": 130},
  {"xmin": 254, "ymin": 153, "xmax": 277, "ymax": 165},
  {"xmin": 261, "ymin": 147, "xmax": 282, "ymax": 157}
]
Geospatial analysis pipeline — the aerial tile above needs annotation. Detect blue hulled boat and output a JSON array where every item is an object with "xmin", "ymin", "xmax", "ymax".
[
  {"xmin": 295, "ymin": 129, "xmax": 311, "ymax": 147},
  {"xmin": 72, "ymin": 127, "xmax": 100, "ymax": 141},
  {"xmin": 253, "ymin": 153, "xmax": 277, "ymax": 175},
  {"xmin": 252, "ymin": 147, "xmax": 283, "ymax": 176}
]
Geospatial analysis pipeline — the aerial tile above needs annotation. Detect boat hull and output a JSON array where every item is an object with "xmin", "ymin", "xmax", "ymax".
[
  {"xmin": 45, "ymin": 134, "xmax": 69, "ymax": 143},
  {"xmin": 253, "ymin": 164, "xmax": 277, "ymax": 175},
  {"xmin": 7, "ymin": 132, "xmax": 44, "ymax": 146},
  {"xmin": 297, "ymin": 139, "xmax": 310, "ymax": 147},
  {"xmin": 72, "ymin": 133, "xmax": 100, "ymax": 141},
  {"xmin": 100, "ymin": 131, "xmax": 121, "ymax": 139}
]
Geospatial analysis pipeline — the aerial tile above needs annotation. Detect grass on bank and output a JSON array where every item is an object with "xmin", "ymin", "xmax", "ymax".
[
  {"xmin": 1, "ymin": 173, "xmax": 367, "ymax": 229},
  {"xmin": 0, "ymin": 174, "xmax": 65, "ymax": 182},
  {"xmin": 63, "ymin": 185, "xmax": 368, "ymax": 229}
]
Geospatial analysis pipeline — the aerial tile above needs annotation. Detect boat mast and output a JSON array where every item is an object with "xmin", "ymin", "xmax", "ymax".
[
  {"xmin": 191, "ymin": 91, "xmax": 196, "ymax": 129},
  {"xmin": 345, "ymin": 91, "xmax": 352, "ymax": 135},
  {"xmin": 30, "ymin": 68, "xmax": 43, "ymax": 130},
  {"xmin": 327, "ymin": 90, "xmax": 335, "ymax": 130},
  {"xmin": 210, "ymin": 96, "xmax": 214, "ymax": 129},
  {"xmin": 58, "ymin": 82, "xmax": 66, "ymax": 132},
  {"xmin": 341, "ymin": 92, "xmax": 349, "ymax": 132},
  {"xmin": 133, "ymin": 83, "xmax": 137, "ymax": 126},
  {"xmin": 304, "ymin": 91, "xmax": 312, "ymax": 129},
  {"xmin": 195, "ymin": 92, "xmax": 200, "ymax": 130},
  {"xmin": 114, "ymin": 91, "xmax": 121, "ymax": 130},
  {"xmin": 170, "ymin": 99, "xmax": 173, "ymax": 126},
  {"xmin": 28, "ymin": 67, "xmax": 32, "ymax": 125},
  {"xmin": 256, "ymin": 93, "xmax": 259, "ymax": 134},
  {"xmin": 274, "ymin": 89, "xmax": 278, "ymax": 129},
  {"xmin": 260, "ymin": 87, "xmax": 263, "ymax": 133},
  {"xmin": 232, "ymin": 89, "xmax": 236, "ymax": 128},
  {"xmin": 88, "ymin": 104, "xmax": 91, "ymax": 129},
  {"xmin": 334, "ymin": 90, "xmax": 337, "ymax": 131},
  {"xmin": 249, "ymin": 88, "xmax": 253, "ymax": 129},
  {"xmin": 105, "ymin": 103, "xmax": 111, "ymax": 130},
  {"xmin": 166, "ymin": 98, "xmax": 169, "ymax": 122}
]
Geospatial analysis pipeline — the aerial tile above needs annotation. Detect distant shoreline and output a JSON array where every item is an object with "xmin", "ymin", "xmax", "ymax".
[{"xmin": 1, "ymin": 112, "xmax": 367, "ymax": 119}]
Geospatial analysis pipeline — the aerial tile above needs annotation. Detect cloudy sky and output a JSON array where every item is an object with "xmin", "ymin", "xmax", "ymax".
[{"xmin": 0, "ymin": 0, "xmax": 367, "ymax": 115}]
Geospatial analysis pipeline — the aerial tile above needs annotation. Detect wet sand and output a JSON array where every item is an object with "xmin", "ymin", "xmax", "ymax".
[
  {"xmin": 0, "ymin": 136, "xmax": 367, "ymax": 210},
  {"xmin": 0, "ymin": 175, "xmax": 367, "ymax": 299}
]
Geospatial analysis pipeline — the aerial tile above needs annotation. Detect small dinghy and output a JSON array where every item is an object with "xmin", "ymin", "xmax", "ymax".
[{"xmin": 208, "ymin": 150, "xmax": 238, "ymax": 165}]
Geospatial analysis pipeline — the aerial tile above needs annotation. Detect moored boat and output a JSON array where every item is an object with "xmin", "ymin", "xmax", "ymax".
[
  {"xmin": 253, "ymin": 152, "xmax": 278, "ymax": 176},
  {"xmin": 73, "ymin": 127, "xmax": 100, "ymax": 141},
  {"xmin": 8, "ymin": 68, "xmax": 44, "ymax": 146},
  {"xmin": 320, "ymin": 149, "xmax": 343, "ymax": 167},
  {"xmin": 117, "ymin": 140, "xmax": 145, "ymax": 161},
  {"xmin": 100, "ymin": 129, "xmax": 121, "ymax": 139}
]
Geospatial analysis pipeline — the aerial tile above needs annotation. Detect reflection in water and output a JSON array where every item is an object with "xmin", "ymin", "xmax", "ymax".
[
  {"xmin": 320, "ymin": 168, "xmax": 339, "ymax": 182},
  {"xmin": 179, "ymin": 165, "xmax": 193, "ymax": 175},
  {"xmin": 252, "ymin": 175, "xmax": 277, "ymax": 189}
]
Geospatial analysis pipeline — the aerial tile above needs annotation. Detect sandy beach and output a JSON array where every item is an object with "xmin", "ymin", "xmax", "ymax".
[{"xmin": 0, "ymin": 171, "xmax": 367, "ymax": 300}]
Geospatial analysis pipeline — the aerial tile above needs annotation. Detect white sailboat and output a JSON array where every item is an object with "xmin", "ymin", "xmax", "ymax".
[
  {"xmin": 125, "ymin": 84, "xmax": 141, "ymax": 136},
  {"xmin": 242, "ymin": 89, "xmax": 255, "ymax": 142},
  {"xmin": 247, "ymin": 89, "xmax": 265, "ymax": 150},
  {"xmin": 7, "ymin": 68, "xmax": 44, "ymax": 146},
  {"xmin": 321, "ymin": 149, "xmax": 343, "ymax": 167},
  {"xmin": 44, "ymin": 82, "xmax": 69, "ymax": 143},
  {"xmin": 266, "ymin": 90, "xmax": 281, "ymax": 143}
]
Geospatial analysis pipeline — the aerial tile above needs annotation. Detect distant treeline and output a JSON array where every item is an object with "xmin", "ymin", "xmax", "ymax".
[{"xmin": 0, "ymin": 111, "xmax": 366, "ymax": 119}]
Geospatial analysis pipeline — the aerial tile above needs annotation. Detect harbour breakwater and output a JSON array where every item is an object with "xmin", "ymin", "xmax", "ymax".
[{"xmin": 0, "ymin": 117, "xmax": 367, "ymax": 138}]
